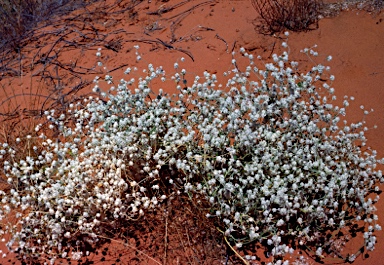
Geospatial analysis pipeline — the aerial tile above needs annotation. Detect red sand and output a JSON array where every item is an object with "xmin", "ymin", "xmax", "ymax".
[{"xmin": 0, "ymin": 0, "xmax": 383, "ymax": 264}]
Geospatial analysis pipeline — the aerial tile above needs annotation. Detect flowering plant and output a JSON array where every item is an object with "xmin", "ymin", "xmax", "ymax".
[
  {"xmin": 0, "ymin": 38, "xmax": 382, "ymax": 264},
  {"xmin": 184, "ymin": 45, "xmax": 383, "ymax": 262}
]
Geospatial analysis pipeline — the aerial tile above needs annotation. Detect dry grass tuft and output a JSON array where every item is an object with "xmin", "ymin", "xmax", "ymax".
[
  {"xmin": 0, "ymin": 0, "xmax": 97, "ymax": 52},
  {"xmin": 251, "ymin": 0, "xmax": 322, "ymax": 34}
]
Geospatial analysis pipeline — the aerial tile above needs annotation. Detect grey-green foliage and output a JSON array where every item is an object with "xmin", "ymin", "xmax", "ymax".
[{"xmin": 0, "ymin": 41, "xmax": 382, "ymax": 263}]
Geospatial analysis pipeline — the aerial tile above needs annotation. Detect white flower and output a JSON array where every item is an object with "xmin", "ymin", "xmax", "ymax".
[
  {"xmin": 71, "ymin": 252, "xmax": 82, "ymax": 260},
  {"xmin": 316, "ymin": 247, "xmax": 323, "ymax": 256}
]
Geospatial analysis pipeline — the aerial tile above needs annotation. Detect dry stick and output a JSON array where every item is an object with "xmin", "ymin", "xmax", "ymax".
[
  {"xmin": 89, "ymin": 234, "xmax": 162, "ymax": 265},
  {"xmin": 41, "ymin": 30, "xmax": 73, "ymax": 64},
  {"xmin": 48, "ymin": 60, "xmax": 100, "ymax": 75},
  {"xmin": 146, "ymin": 0, "xmax": 191, "ymax": 15},
  {"xmin": 155, "ymin": 36, "xmax": 195, "ymax": 61},
  {"xmin": 215, "ymin": 34, "xmax": 228, "ymax": 53},
  {"xmin": 166, "ymin": 0, "xmax": 216, "ymax": 20},
  {"xmin": 216, "ymin": 228, "xmax": 250, "ymax": 265},
  {"xmin": 174, "ymin": 224, "xmax": 194, "ymax": 264},
  {"xmin": 31, "ymin": 67, "xmax": 49, "ymax": 117},
  {"xmin": 156, "ymin": 38, "xmax": 175, "ymax": 49},
  {"xmin": 184, "ymin": 225, "xmax": 202, "ymax": 264},
  {"xmin": 185, "ymin": 226, "xmax": 193, "ymax": 251},
  {"xmin": 127, "ymin": 38, "xmax": 195, "ymax": 62},
  {"xmin": 170, "ymin": 11, "xmax": 192, "ymax": 43},
  {"xmin": 107, "ymin": 63, "xmax": 130, "ymax": 73},
  {"xmin": 231, "ymin": 40, "xmax": 237, "ymax": 53},
  {"xmin": 268, "ymin": 41, "xmax": 276, "ymax": 58},
  {"xmin": 167, "ymin": 0, "xmax": 216, "ymax": 42},
  {"xmin": 164, "ymin": 210, "xmax": 168, "ymax": 264},
  {"xmin": 199, "ymin": 26, "xmax": 215, "ymax": 31},
  {"xmin": 0, "ymin": 93, "xmax": 53, "ymax": 111},
  {"xmin": 176, "ymin": 48, "xmax": 195, "ymax": 62}
]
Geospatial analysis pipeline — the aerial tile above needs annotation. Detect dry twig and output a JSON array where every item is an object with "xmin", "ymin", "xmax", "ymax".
[{"xmin": 251, "ymin": 0, "xmax": 322, "ymax": 34}]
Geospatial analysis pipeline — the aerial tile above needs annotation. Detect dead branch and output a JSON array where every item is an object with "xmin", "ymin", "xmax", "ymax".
[
  {"xmin": 146, "ymin": 0, "xmax": 191, "ymax": 15},
  {"xmin": 251, "ymin": 0, "xmax": 322, "ymax": 34}
]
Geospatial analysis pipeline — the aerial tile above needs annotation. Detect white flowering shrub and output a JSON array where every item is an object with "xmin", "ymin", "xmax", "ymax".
[
  {"xmin": 0, "ymin": 65, "xmax": 192, "ymax": 261},
  {"xmin": 181, "ymin": 45, "xmax": 384, "ymax": 261},
  {"xmin": 182, "ymin": 46, "xmax": 384, "ymax": 261},
  {"xmin": 0, "ymin": 39, "xmax": 382, "ymax": 263}
]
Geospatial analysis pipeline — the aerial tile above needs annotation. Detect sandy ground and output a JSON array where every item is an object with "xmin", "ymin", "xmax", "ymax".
[{"xmin": 0, "ymin": 0, "xmax": 383, "ymax": 264}]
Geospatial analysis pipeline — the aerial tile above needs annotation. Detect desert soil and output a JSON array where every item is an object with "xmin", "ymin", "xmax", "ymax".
[{"xmin": 0, "ymin": 0, "xmax": 383, "ymax": 264}]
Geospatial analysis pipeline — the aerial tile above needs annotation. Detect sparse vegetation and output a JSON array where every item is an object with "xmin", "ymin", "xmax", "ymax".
[
  {"xmin": 251, "ymin": 0, "xmax": 322, "ymax": 33},
  {"xmin": 0, "ymin": 1, "xmax": 383, "ymax": 265},
  {"xmin": 0, "ymin": 37, "xmax": 383, "ymax": 264},
  {"xmin": 0, "ymin": 0, "xmax": 96, "ymax": 52}
]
